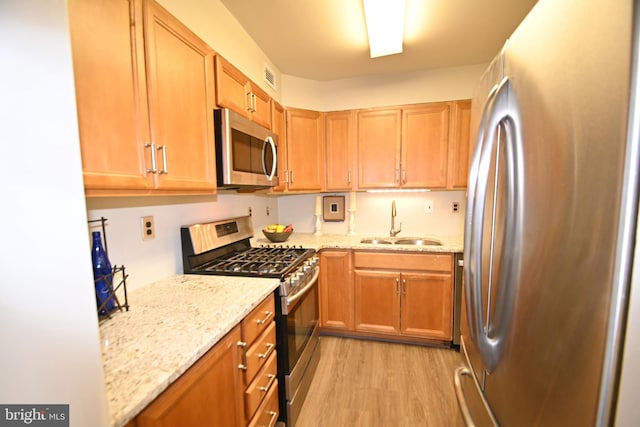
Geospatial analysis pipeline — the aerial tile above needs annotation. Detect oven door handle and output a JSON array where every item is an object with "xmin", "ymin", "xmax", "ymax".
[{"xmin": 286, "ymin": 267, "xmax": 320, "ymax": 307}]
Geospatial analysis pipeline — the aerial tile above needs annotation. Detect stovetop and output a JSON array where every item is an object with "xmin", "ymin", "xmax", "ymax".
[
  {"xmin": 191, "ymin": 245, "xmax": 315, "ymax": 278},
  {"xmin": 181, "ymin": 216, "xmax": 315, "ymax": 280}
]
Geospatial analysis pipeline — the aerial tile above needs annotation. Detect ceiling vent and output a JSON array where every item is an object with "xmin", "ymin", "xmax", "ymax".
[{"xmin": 264, "ymin": 65, "xmax": 276, "ymax": 90}]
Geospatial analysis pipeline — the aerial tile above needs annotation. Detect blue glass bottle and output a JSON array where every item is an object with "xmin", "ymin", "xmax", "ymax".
[{"xmin": 92, "ymin": 231, "xmax": 115, "ymax": 315}]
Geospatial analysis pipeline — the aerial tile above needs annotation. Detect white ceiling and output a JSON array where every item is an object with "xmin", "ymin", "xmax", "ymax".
[{"xmin": 220, "ymin": 0, "xmax": 538, "ymax": 81}]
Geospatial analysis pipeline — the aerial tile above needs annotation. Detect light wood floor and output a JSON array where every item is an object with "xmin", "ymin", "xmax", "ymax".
[{"xmin": 296, "ymin": 336, "xmax": 466, "ymax": 427}]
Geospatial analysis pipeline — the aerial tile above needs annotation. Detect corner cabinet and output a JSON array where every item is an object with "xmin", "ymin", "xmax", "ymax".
[
  {"xmin": 69, "ymin": 0, "xmax": 216, "ymax": 196},
  {"xmin": 353, "ymin": 251, "xmax": 454, "ymax": 342},
  {"xmin": 325, "ymin": 111, "xmax": 356, "ymax": 191},
  {"xmin": 215, "ymin": 56, "xmax": 271, "ymax": 129},
  {"xmin": 270, "ymin": 101, "xmax": 287, "ymax": 193},
  {"xmin": 285, "ymin": 108, "xmax": 325, "ymax": 191},
  {"xmin": 447, "ymin": 99, "xmax": 472, "ymax": 189}
]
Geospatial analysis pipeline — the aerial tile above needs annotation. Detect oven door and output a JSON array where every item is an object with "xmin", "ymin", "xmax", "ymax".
[{"xmin": 283, "ymin": 267, "xmax": 321, "ymax": 426}]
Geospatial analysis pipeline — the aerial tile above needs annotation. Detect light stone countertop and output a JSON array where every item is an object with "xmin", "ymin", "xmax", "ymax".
[
  {"xmin": 99, "ymin": 233, "xmax": 462, "ymax": 427},
  {"xmin": 99, "ymin": 274, "xmax": 280, "ymax": 427},
  {"xmin": 251, "ymin": 232, "xmax": 464, "ymax": 253}
]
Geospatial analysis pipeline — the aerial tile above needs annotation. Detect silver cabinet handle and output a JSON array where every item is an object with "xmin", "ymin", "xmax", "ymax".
[
  {"xmin": 237, "ymin": 341, "xmax": 247, "ymax": 371},
  {"xmin": 255, "ymin": 311, "xmax": 273, "ymax": 325},
  {"xmin": 395, "ymin": 168, "xmax": 400, "ymax": 184},
  {"xmin": 158, "ymin": 145, "xmax": 168, "ymax": 174},
  {"xmin": 145, "ymin": 143, "xmax": 157, "ymax": 174},
  {"xmin": 258, "ymin": 342, "xmax": 275, "ymax": 360},
  {"xmin": 259, "ymin": 411, "xmax": 278, "ymax": 427},
  {"xmin": 246, "ymin": 91, "xmax": 253, "ymax": 112},
  {"xmin": 348, "ymin": 170, "xmax": 352, "ymax": 184},
  {"xmin": 402, "ymin": 169, "xmax": 407, "ymax": 184},
  {"xmin": 290, "ymin": 170, "xmax": 294, "ymax": 184},
  {"xmin": 465, "ymin": 76, "xmax": 524, "ymax": 373},
  {"xmin": 402, "ymin": 278, "xmax": 407, "ymax": 295},
  {"xmin": 258, "ymin": 373, "xmax": 276, "ymax": 393},
  {"xmin": 395, "ymin": 278, "xmax": 400, "ymax": 295}
]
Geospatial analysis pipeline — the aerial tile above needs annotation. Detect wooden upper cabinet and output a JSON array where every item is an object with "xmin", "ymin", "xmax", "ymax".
[
  {"xmin": 69, "ymin": 0, "xmax": 152, "ymax": 192},
  {"xmin": 402, "ymin": 103, "xmax": 450, "ymax": 189},
  {"xmin": 325, "ymin": 111, "xmax": 356, "ymax": 191},
  {"xmin": 69, "ymin": 0, "xmax": 216, "ymax": 195},
  {"xmin": 357, "ymin": 109, "xmax": 402, "ymax": 189},
  {"xmin": 285, "ymin": 108, "xmax": 325, "ymax": 191},
  {"xmin": 447, "ymin": 99, "xmax": 472, "ymax": 188},
  {"xmin": 215, "ymin": 56, "xmax": 271, "ymax": 129},
  {"xmin": 144, "ymin": 0, "xmax": 216, "ymax": 192},
  {"xmin": 270, "ymin": 101, "xmax": 287, "ymax": 193}
]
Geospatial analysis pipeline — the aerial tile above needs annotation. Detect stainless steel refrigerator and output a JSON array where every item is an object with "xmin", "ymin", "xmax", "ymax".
[{"xmin": 454, "ymin": 0, "xmax": 640, "ymax": 425}]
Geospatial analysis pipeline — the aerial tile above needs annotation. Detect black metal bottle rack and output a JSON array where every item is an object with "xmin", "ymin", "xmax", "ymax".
[{"xmin": 89, "ymin": 217, "xmax": 129, "ymax": 321}]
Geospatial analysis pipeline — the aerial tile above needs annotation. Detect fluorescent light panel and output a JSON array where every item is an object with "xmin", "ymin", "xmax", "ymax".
[{"xmin": 363, "ymin": 0, "xmax": 406, "ymax": 58}]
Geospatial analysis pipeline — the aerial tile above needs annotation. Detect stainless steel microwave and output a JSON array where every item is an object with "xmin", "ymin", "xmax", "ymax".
[{"xmin": 213, "ymin": 108, "xmax": 278, "ymax": 189}]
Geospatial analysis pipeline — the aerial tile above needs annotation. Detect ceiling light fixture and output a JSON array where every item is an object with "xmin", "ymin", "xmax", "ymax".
[{"xmin": 362, "ymin": 0, "xmax": 406, "ymax": 58}]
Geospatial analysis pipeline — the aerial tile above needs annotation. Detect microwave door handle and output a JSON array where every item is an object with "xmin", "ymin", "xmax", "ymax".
[{"xmin": 263, "ymin": 136, "xmax": 277, "ymax": 181}]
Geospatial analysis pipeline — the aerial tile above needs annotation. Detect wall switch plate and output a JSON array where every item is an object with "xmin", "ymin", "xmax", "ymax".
[
  {"xmin": 424, "ymin": 200, "xmax": 434, "ymax": 214},
  {"xmin": 141, "ymin": 216, "xmax": 155, "ymax": 240}
]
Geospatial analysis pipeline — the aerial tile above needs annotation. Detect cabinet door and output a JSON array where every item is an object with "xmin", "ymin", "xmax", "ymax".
[
  {"xmin": 447, "ymin": 99, "xmax": 472, "ymax": 188},
  {"xmin": 136, "ymin": 326, "xmax": 244, "ymax": 427},
  {"xmin": 144, "ymin": 0, "xmax": 216, "ymax": 191},
  {"xmin": 215, "ymin": 56, "xmax": 251, "ymax": 120},
  {"xmin": 320, "ymin": 250, "xmax": 354, "ymax": 331},
  {"xmin": 325, "ymin": 111, "xmax": 356, "ymax": 190},
  {"xmin": 354, "ymin": 270, "xmax": 400, "ymax": 335},
  {"xmin": 357, "ymin": 109, "xmax": 402, "ymax": 189},
  {"xmin": 401, "ymin": 103, "xmax": 450, "ymax": 188},
  {"xmin": 248, "ymin": 82, "xmax": 272, "ymax": 129},
  {"xmin": 286, "ymin": 108, "xmax": 324, "ymax": 191},
  {"xmin": 270, "ymin": 101, "xmax": 287, "ymax": 192},
  {"xmin": 69, "ymin": 0, "xmax": 153, "ymax": 192},
  {"xmin": 401, "ymin": 272, "xmax": 453, "ymax": 340}
]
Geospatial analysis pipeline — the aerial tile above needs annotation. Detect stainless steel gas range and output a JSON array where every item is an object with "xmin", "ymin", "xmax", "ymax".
[{"xmin": 180, "ymin": 216, "xmax": 320, "ymax": 427}]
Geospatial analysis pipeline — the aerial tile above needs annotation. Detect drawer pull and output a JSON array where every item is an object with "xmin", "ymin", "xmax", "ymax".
[
  {"xmin": 258, "ymin": 343, "xmax": 275, "ymax": 360},
  {"xmin": 256, "ymin": 311, "xmax": 273, "ymax": 325},
  {"xmin": 237, "ymin": 341, "xmax": 247, "ymax": 371},
  {"xmin": 258, "ymin": 373, "xmax": 276, "ymax": 393},
  {"xmin": 259, "ymin": 411, "xmax": 278, "ymax": 427}
]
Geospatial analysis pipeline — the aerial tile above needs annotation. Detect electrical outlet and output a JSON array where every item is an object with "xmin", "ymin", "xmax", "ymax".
[
  {"xmin": 452, "ymin": 202, "xmax": 460, "ymax": 213},
  {"xmin": 141, "ymin": 216, "xmax": 155, "ymax": 240},
  {"xmin": 424, "ymin": 200, "xmax": 434, "ymax": 214},
  {"xmin": 248, "ymin": 207, "xmax": 252, "ymax": 216}
]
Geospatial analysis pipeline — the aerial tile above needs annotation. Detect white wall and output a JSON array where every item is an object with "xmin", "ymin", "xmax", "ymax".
[
  {"xmin": 282, "ymin": 63, "xmax": 487, "ymax": 111},
  {"xmin": 0, "ymin": 1, "xmax": 109, "ymax": 425},
  {"xmin": 85, "ymin": 194, "xmax": 278, "ymax": 291}
]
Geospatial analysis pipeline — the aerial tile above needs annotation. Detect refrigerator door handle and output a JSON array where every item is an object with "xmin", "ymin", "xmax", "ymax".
[
  {"xmin": 466, "ymin": 76, "xmax": 524, "ymax": 373},
  {"xmin": 454, "ymin": 366, "xmax": 499, "ymax": 427}
]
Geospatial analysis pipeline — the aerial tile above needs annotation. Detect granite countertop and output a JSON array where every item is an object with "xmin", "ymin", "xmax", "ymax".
[
  {"xmin": 100, "ymin": 233, "xmax": 462, "ymax": 426},
  {"xmin": 99, "ymin": 274, "xmax": 280, "ymax": 427},
  {"xmin": 251, "ymin": 232, "xmax": 464, "ymax": 253}
]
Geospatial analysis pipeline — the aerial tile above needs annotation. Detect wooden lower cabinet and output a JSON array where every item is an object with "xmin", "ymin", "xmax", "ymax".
[
  {"xmin": 134, "ymin": 295, "xmax": 278, "ymax": 427},
  {"xmin": 319, "ymin": 250, "xmax": 354, "ymax": 331},
  {"xmin": 136, "ymin": 326, "xmax": 244, "ymax": 427},
  {"xmin": 353, "ymin": 251, "xmax": 454, "ymax": 342}
]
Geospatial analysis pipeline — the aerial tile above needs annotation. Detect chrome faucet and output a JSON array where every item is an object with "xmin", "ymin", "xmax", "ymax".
[{"xmin": 390, "ymin": 200, "xmax": 402, "ymax": 237}]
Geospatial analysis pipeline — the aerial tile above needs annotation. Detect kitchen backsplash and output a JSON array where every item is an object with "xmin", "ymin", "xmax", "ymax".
[{"xmin": 86, "ymin": 191, "xmax": 466, "ymax": 291}]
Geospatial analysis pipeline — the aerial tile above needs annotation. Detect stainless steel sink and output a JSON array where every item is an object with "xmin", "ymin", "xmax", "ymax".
[
  {"xmin": 393, "ymin": 238, "xmax": 442, "ymax": 246},
  {"xmin": 359, "ymin": 238, "xmax": 393, "ymax": 244},
  {"xmin": 359, "ymin": 237, "xmax": 442, "ymax": 246}
]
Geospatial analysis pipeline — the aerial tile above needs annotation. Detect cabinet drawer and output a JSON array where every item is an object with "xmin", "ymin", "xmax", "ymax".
[
  {"xmin": 248, "ymin": 376, "xmax": 279, "ymax": 427},
  {"xmin": 243, "ymin": 296, "xmax": 275, "ymax": 346},
  {"xmin": 244, "ymin": 351, "xmax": 278, "ymax": 421},
  {"xmin": 354, "ymin": 251, "xmax": 453, "ymax": 272},
  {"xmin": 245, "ymin": 321, "xmax": 276, "ymax": 385}
]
